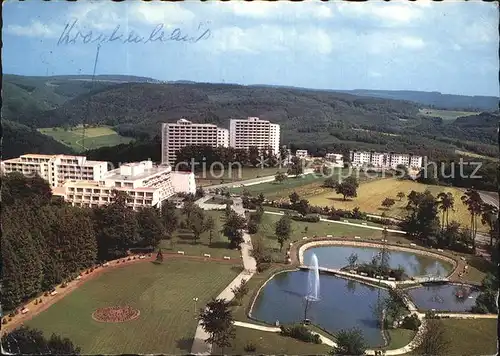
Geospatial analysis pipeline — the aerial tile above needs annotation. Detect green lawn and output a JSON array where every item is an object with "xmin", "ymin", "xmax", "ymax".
[
  {"xmin": 252, "ymin": 213, "xmax": 404, "ymax": 261},
  {"xmin": 159, "ymin": 211, "xmax": 241, "ymax": 260},
  {"xmin": 406, "ymin": 319, "xmax": 497, "ymax": 356},
  {"xmin": 197, "ymin": 167, "xmax": 286, "ymax": 186},
  {"xmin": 418, "ymin": 108, "xmax": 478, "ymax": 121},
  {"xmin": 38, "ymin": 126, "xmax": 134, "ymax": 151},
  {"xmin": 384, "ymin": 328, "xmax": 416, "ymax": 350},
  {"xmin": 206, "ymin": 196, "xmax": 233, "ymax": 205},
  {"xmin": 230, "ymin": 170, "xmax": 385, "ymax": 200},
  {"xmin": 215, "ymin": 327, "xmax": 331, "ymax": 355},
  {"xmin": 26, "ymin": 259, "xmax": 241, "ymax": 354}
]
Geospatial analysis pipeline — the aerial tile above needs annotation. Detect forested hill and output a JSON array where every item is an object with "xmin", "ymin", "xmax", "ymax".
[
  {"xmin": 2, "ymin": 120, "xmax": 75, "ymax": 159},
  {"xmin": 26, "ymin": 82, "xmax": 422, "ymax": 136},
  {"xmin": 339, "ymin": 89, "xmax": 499, "ymax": 111}
]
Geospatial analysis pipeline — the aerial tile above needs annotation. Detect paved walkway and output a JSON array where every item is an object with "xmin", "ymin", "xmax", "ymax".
[{"xmin": 191, "ymin": 197, "xmax": 257, "ymax": 355}]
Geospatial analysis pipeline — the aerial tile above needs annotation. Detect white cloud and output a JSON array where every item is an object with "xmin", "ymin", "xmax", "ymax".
[
  {"xmin": 205, "ymin": 25, "xmax": 335, "ymax": 55},
  {"xmin": 217, "ymin": 1, "xmax": 333, "ymax": 21},
  {"xmin": 336, "ymin": 1, "xmax": 424, "ymax": 26},
  {"xmin": 369, "ymin": 71, "xmax": 382, "ymax": 78},
  {"xmin": 365, "ymin": 34, "xmax": 427, "ymax": 54},
  {"xmin": 6, "ymin": 21, "xmax": 63, "ymax": 38},
  {"xmin": 399, "ymin": 36, "xmax": 426, "ymax": 50},
  {"xmin": 131, "ymin": 2, "xmax": 196, "ymax": 25}
]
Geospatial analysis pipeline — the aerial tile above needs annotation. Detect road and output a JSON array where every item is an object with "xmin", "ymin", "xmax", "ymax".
[{"xmin": 191, "ymin": 197, "xmax": 256, "ymax": 355}]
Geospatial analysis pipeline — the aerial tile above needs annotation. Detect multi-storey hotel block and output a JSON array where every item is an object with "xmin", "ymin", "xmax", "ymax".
[
  {"xmin": 349, "ymin": 151, "xmax": 423, "ymax": 169},
  {"xmin": 1, "ymin": 155, "xmax": 195, "ymax": 210},
  {"xmin": 161, "ymin": 119, "xmax": 229, "ymax": 165},
  {"xmin": 229, "ymin": 117, "xmax": 280, "ymax": 154},
  {"xmin": 161, "ymin": 117, "xmax": 281, "ymax": 166},
  {"xmin": 1, "ymin": 154, "xmax": 108, "ymax": 187}
]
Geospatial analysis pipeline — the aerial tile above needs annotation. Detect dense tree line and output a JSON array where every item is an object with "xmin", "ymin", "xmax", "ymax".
[
  {"xmin": 1, "ymin": 326, "xmax": 81, "ymax": 355},
  {"xmin": 1, "ymin": 173, "xmax": 176, "ymax": 312}
]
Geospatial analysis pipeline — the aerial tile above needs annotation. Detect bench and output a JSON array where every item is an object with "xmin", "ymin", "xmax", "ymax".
[
  {"xmin": 360, "ymin": 272, "xmax": 368, "ymax": 276},
  {"xmin": 344, "ymin": 220, "xmax": 349, "ymax": 223},
  {"xmin": 50, "ymin": 291, "xmax": 58, "ymax": 296},
  {"xmin": 223, "ymin": 256, "xmax": 231, "ymax": 260},
  {"xmin": 437, "ymin": 249, "xmax": 444, "ymax": 252},
  {"xmin": 203, "ymin": 253, "xmax": 211, "ymax": 258},
  {"xmin": 354, "ymin": 236, "xmax": 361, "ymax": 239},
  {"xmin": 388, "ymin": 277, "xmax": 396, "ymax": 281},
  {"xmin": 302, "ymin": 237, "xmax": 308, "ymax": 240},
  {"xmin": 410, "ymin": 243, "xmax": 416, "ymax": 247},
  {"xmin": 362, "ymin": 222, "xmax": 367, "ymax": 226},
  {"xmin": 326, "ymin": 234, "xmax": 332, "ymax": 238},
  {"xmin": 177, "ymin": 251, "xmax": 185, "ymax": 255}
]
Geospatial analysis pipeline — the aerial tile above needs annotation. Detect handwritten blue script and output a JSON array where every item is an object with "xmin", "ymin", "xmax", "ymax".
[{"xmin": 57, "ymin": 19, "xmax": 211, "ymax": 46}]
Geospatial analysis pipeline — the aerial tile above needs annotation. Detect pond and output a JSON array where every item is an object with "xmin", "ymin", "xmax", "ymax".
[
  {"xmin": 250, "ymin": 270, "xmax": 389, "ymax": 347},
  {"xmin": 303, "ymin": 245, "xmax": 453, "ymax": 277},
  {"xmin": 406, "ymin": 283, "xmax": 480, "ymax": 312}
]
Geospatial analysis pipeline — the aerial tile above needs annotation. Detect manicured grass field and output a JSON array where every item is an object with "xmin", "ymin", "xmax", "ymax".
[
  {"xmin": 159, "ymin": 211, "xmax": 241, "ymax": 260},
  {"xmin": 215, "ymin": 327, "xmax": 331, "ymax": 355},
  {"xmin": 418, "ymin": 108, "xmax": 478, "ymax": 121},
  {"xmin": 306, "ymin": 178, "xmax": 487, "ymax": 232},
  {"xmin": 25, "ymin": 259, "xmax": 241, "ymax": 354},
  {"xmin": 252, "ymin": 213, "xmax": 404, "ymax": 260},
  {"xmin": 197, "ymin": 167, "xmax": 286, "ymax": 186},
  {"xmin": 230, "ymin": 170, "xmax": 384, "ymax": 200},
  {"xmin": 406, "ymin": 319, "xmax": 497, "ymax": 356},
  {"xmin": 384, "ymin": 328, "xmax": 416, "ymax": 350},
  {"xmin": 38, "ymin": 126, "xmax": 134, "ymax": 151}
]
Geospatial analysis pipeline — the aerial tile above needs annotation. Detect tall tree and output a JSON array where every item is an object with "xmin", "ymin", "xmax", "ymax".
[
  {"xmin": 199, "ymin": 299, "xmax": 236, "ymax": 355},
  {"xmin": 275, "ymin": 172, "xmax": 287, "ymax": 184},
  {"xmin": 275, "ymin": 214, "xmax": 292, "ymax": 252},
  {"xmin": 437, "ymin": 192, "xmax": 455, "ymax": 229},
  {"xmin": 161, "ymin": 200, "xmax": 179, "ymax": 238},
  {"xmin": 381, "ymin": 197, "xmax": 395, "ymax": 210},
  {"xmin": 189, "ymin": 207, "xmax": 208, "ymax": 244},
  {"xmin": 223, "ymin": 211, "xmax": 246, "ymax": 248},
  {"xmin": 137, "ymin": 206, "xmax": 166, "ymax": 248},
  {"xmin": 287, "ymin": 156, "xmax": 304, "ymax": 177},
  {"xmin": 396, "ymin": 191, "xmax": 405, "ymax": 201},
  {"xmin": 335, "ymin": 176, "xmax": 359, "ymax": 201},
  {"xmin": 296, "ymin": 199, "xmax": 310, "ymax": 216},
  {"xmin": 289, "ymin": 192, "xmax": 300, "ymax": 206},
  {"xmin": 329, "ymin": 328, "xmax": 366, "ymax": 356},
  {"xmin": 248, "ymin": 146, "xmax": 261, "ymax": 167},
  {"xmin": 461, "ymin": 189, "xmax": 483, "ymax": 249},
  {"xmin": 204, "ymin": 215, "xmax": 216, "ymax": 246},
  {"xmin": 415, "ymin": 318, "xmax": 451, "ymax": 356},
  {"xmin": 481, "ymin": 203, "xmax": 499, "ymax": 247}
]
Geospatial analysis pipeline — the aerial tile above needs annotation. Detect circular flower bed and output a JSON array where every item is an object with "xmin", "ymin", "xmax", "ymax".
[{"xmin": 92, "ymin": 306, "xmax": 140, "ymax": 323}]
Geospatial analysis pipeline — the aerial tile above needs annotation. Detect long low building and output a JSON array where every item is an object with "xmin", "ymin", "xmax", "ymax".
[
  {"xmin": 52, "ymin": 160, "xmax": 196, "ymax": 210},
  {"xmin": 349, "ymin": 151, "xmax": 423, "ymax": 169},
  {"xmin": 2, "ymin": 154, "xmax": 196, "ymax": 210}
]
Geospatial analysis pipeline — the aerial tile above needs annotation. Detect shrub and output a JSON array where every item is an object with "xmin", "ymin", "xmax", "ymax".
[
  {"xmin": 291, "ymin": 214, "xmax": 320, "ymax": 223},
  {"xmin": 2, "ymin": 319, "xmax": 7, "ymax": 325},
  {"xmin": 401, "ymin": 314, "xmax": 421, "ymax": 330},
  {"xmin": 328, "ymin": 214, "xmax": 341, "ymax": 221},
  {"xmin": 257, "ymin": 262, "xmax": 270, "ymax": 272},
  {"xmin": 9, "ymin": 312, "xmax": 15, "ymax": 318},
  {"xmin": 244, "ymin": 342, "xmax": 257, "ymax": 352},
  {"xmin": 61, "ymin": 282, "xmax": 68, "ymax": 288},
  {"xmin": 38, "ymin": 298, "xmax": 42, "ymax": 303},
  {"xmin": 34, "ymin": 300, "xmax": 38, "ymax": 305},
  {"xmin": 128, "ymin": 257, "xmax": 131, "ymax": 261},
  {"xmin": 85, "ymin": 270, "xmax": 90, "ymax": 274},
  {"xmin": 280, "ymin": 324, "xmax": 322, "ymax": 344},
  {"xmin": 248, "ymin": 221, "xmax": 259, "ymax": 234},
  {"xmin": 44, "ymin": 292, "xmax": 49, "ymax": 297}
]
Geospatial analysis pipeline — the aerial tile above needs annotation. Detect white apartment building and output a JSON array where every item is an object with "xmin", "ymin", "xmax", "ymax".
[
  {"xmin": 161, "ymin": 119, "xmax": 229, "ymax": 165},
  {"xmin": 349, "ymin": 151, "xmax": 423, "ymax": 169},
  {"xmin": 295, "ymin": 150, "xmax": 309, "ymax": 158},
  {"xmin": 325, "ymin": 153, "xmax": 344, "ymax": 167},
  {"xmin": 52, "ymin": 160, "xmax": 196, "ymax": 210},
  {"xmin": 1, "ymin": 154, "xmax": 108, "ymax": 187},
  {"xmin": 229, "ymin": 117, "xmax": 280, "ymax": 154}
]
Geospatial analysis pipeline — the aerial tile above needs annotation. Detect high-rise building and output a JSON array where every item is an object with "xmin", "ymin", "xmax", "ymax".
[
  {"xmin": 0, "ymin": 154, "xmax": 108, "ymax": 187},
  {"xmin": 229, "ymin": 117, "xmax": 280, "ymax": 153},
  {"xmin": 161, "ymin": 119, "xmax": 229, "ymax": 165}
]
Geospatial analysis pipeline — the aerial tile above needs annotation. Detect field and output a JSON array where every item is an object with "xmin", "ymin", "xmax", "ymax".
[
  {"xmin": 25, "ymin": 259, "xmax": 241, "ymax": 354},
  {"xmin": 197, "ymin": 167, "xmax": 286, "ymax": 186},
  {"xmin": 230, "ymin": 170, "xmax": 383, "ymax": 200},
  {"xmin": 215, "ymin": 327, "xmax": 331, "ymax": 355},
  {"xmin": 159, "ymin": 211, "xmax": 241, "ymax": 259},
  {"xmin": 38, "ymin": 126, "xmax": 134, "ymax": 151},
  {"xmin": 306, "ymin": 178, "xmax": 488, "ymax": 232},
  {"xmin": 455, "ymin": 149, "xmax": 499, "ymax": 162},
  {"xmin": 252, "ymin": 213, "xmax": 405, "ymax": 260},
  {"xmin": 418, "ymin": 108, "xmax": 478, "ymax": 121}
]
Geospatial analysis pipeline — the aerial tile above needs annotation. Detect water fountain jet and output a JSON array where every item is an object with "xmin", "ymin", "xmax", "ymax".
[{"xmin": 304, "ymin": 253, "xmax": 320, "ymax": 322}]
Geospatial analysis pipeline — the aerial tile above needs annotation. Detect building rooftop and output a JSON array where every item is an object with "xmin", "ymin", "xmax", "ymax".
[{"xmin": 104, "ymin": 165, "xmax": 171, "ymax": 182}]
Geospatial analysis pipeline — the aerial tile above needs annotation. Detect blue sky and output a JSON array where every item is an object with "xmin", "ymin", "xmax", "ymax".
[{"xmin": 3, "ymin": 0, "xmax": 499, "ymax": 96}]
